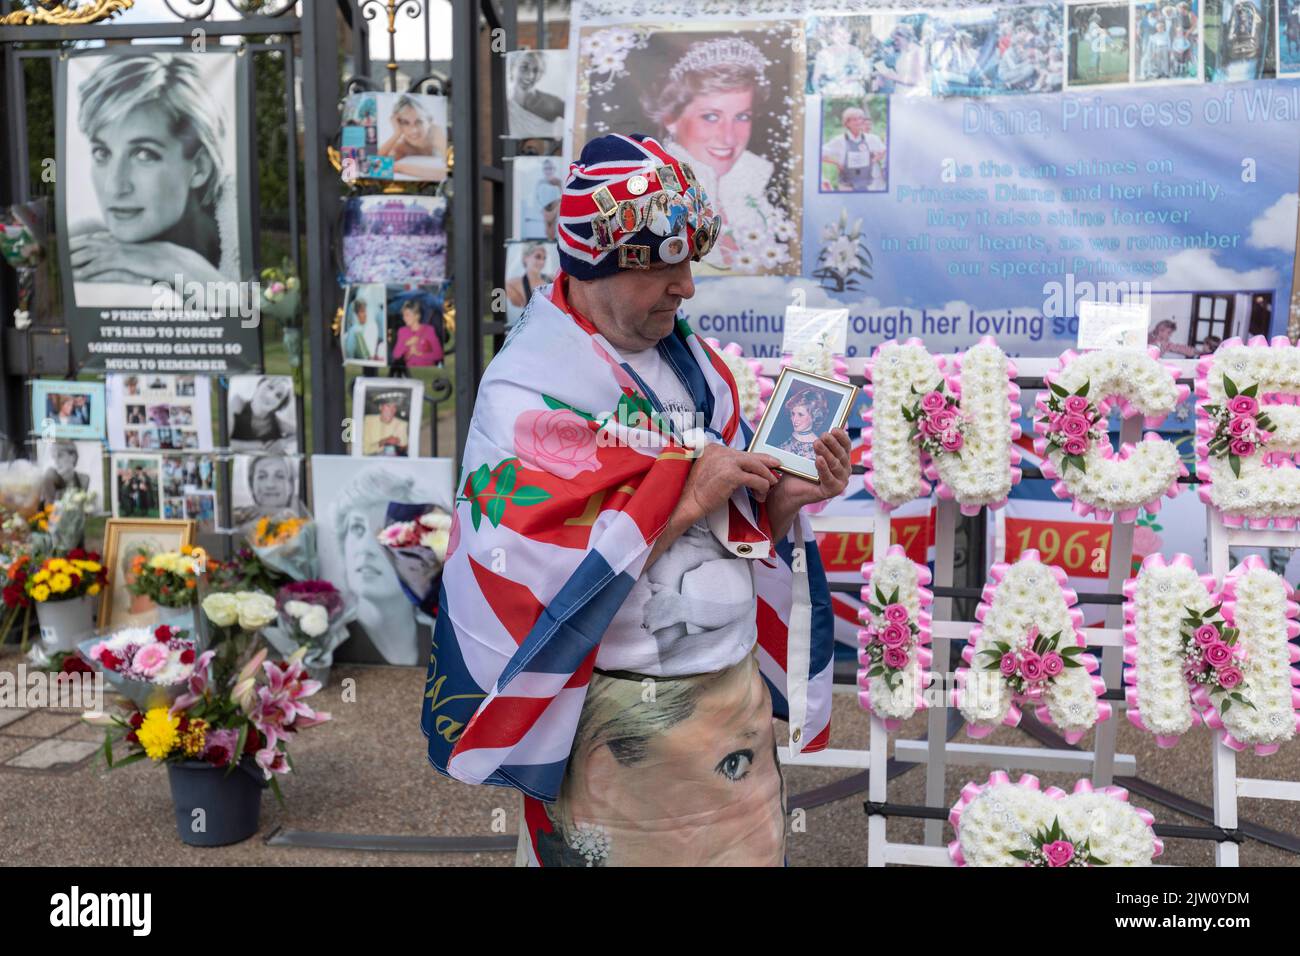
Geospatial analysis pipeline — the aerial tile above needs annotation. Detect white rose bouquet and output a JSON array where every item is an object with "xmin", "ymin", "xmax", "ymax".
[{"xmin": 261, "ymin": 580, "xmax": 355, "ymax": 682}]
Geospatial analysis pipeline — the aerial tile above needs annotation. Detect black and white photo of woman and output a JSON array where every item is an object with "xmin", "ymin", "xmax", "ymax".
[
  {"xmin": 63, "ymin": 51, "xmax": 241, "ymax": 307},
  {"xmin": 227, "ymin": 375, "xmax": 297, "ymax": 454}
]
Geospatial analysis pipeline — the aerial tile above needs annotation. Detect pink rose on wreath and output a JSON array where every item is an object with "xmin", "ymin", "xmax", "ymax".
[
  {"xmin": 1228, "ymin": 438, "xmax": 1256, "ymax": 458},
  {"xmin": 883, "ymin": 646, "xmax": 910, "ymax": 669},
  {"xmin": 941, "ymin": 430, "xmax": 964, "ymax": 452},
  {"xmin": 1000, "ymin": 652, "xmax": 1018, "ymax": 676},
  {"xmin": 1063, "ymin": 395, "xmax": 1091, "ymax": 415},
  {"xmin": 930, "ymin": 408, "xmax": 957, "ymax": 433},
  {"xmin": 513, "ymin": 409, "xmax": 601, "ymax": 480},
  {"xmin": 1041, "ymin": 651, "xmax": 1064, "ymax": 677},
  {"xmin": 919, "ymin": 416, "xmax": 942, "ymax": 437},
  {"xmin": 920, "ymin": 391, "xmax": 948, "ymax": 414},
  {"xmin": 1204, "ymin": 642, "xmax": 1233, "ymax": 668},
  {"xmin": 1043, "ymin": 840, "xmax": 1076, "ymax": 867},
  {"xmin": 1059, "ymin": 414, "xmax": 1090, "ymax": 439},
  {"xmin": 1217, "ymin": 665, "xmax": 1244, "ymax": 689},
  {"xmin": 1227, "ymin": 416, "xmax": 1256, "ymax": 438},
  {"xmin": 880, "ymin": 621, "xmax": 911, "ymax": 648},
  {"xmin": 1062, "ymin": 436, "xmax": 1088, "ymax": 457},
  {"xmin": 1019, "ymin": 651, "xmax": 1045, "ymax": 682},
  {"xmin": 1193, "ymin": 624, "xmax": 1220, "ymax": 646},
  {"xmin": 883, "ymin": 604, "xmax": 910, "ymax": 624},
  {"xmin": 1227, "ymin": 395, "xmax": 1258, "ymax": 416}
]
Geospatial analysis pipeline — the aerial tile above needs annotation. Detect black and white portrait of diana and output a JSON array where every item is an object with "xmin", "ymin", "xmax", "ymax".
[{"xmin": 59, "ymin": 51, "xmax": 246, "ymax": 308}]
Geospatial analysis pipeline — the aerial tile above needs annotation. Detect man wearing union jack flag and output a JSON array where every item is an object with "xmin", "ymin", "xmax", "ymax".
[{"xmin": 422, "ymin": 132, "xmax": 848, "ymax": 866}]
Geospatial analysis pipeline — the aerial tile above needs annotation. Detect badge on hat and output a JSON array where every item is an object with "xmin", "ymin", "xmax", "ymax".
[
  {"xmin": 647, "ymin": 193, "xmax": 688, "ymax": 237},
  {"xmin": 617, "ymin": 200, "xmax": 643, "ymax": 234},
  {"xmin": 592, "ymin": 185, "xmax": 618, "ymax": 217},
  {"xmin": 659, "ymin": 234, "xmax": 689, "ymax": 264},
  {"xmin": 627, "ymin": 173, "xmax": 649, "ymax": 196},
  {"xmin": 592, "ymin": 215, "xmax": 615, "ymax": 250},
  {"xmin": 618, "ymin": 244, "xmax": 651, "ymax": 269},
  {"xmin": 657, "ymin": 164, "xmax": 684, "ymax": 194}
]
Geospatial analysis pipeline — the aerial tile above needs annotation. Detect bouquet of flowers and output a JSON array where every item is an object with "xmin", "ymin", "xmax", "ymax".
[
  {"xmin": 258, "ymin": 260, "xmax": 301, "ymax": 324},
  {"xmin": 0, "ymin": 554, "xmax": 34, "ymax": 649},
  {"xmin": 24, "ymin": 549, "xmax": 106, "ymax": 606},
  {"xmin": 200, "ymin": 589, "xmax": 279, "ymax": 683},
  {"xmin": 101, "ymin": 643, "xmax": 331, "ymax": 797},
  {"xmin": 208, "ymin": 545, "xmax": 292, "ymax": 594},
  {"xmin": 1179, "ymin": 603, "xmax": 1253, "ymax": 715},
  {"xmin": 126, "ymin": 544, "xmax": 201, "ymax": 609},
  {"xmin": 262, "ymin": 580, "xmax": 354, "ymax": 683},
  {"xmin": 243, "ymin": 507, "xmax": 317, "ymax": 581},
  {"xmin": 81, "ymin": 623, "xmax": 199, "ymax": 709},
  {"xmin": 375, "ymin": 503, "xmax": 452, "ymax": 616}
]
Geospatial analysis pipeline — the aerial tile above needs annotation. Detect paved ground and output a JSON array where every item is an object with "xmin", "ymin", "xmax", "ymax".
[{"xmin": 1, "ymin": 643, "xmax": 1296, "ymax": 867}]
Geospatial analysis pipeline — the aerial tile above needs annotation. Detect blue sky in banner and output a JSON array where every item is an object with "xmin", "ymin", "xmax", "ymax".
[{"xmin": 682, "ymin": 80, "xmax": 1300, "ymax": 358}]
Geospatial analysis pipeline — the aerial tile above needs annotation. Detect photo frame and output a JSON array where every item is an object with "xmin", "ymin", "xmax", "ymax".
[
  {"xmin": 340, "ymin": 91, "xmax": 449, "ymax": 183},
  {"xmin": 747, "ymin": 367, "xmax": 857, "ymax": 480},
  {"xmin": 98, "ymin": 517, "xmax": 196, "ymax": 629},
  {"xmin": 30, "ymin": 380, "xmax": 106, "ymax": 440},
  {"xmin": 110, "ymin": 453, "xmax": 164, "ymax": 519},
  {"xmin": 351, "ymin": 377, "xmax": 424, "ymax": 458}
]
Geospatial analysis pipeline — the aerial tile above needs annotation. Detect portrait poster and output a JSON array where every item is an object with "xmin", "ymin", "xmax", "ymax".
[
  {"xmin": 106, "ymin": 373, "xmax": 213, "ymax": 453},
  {"xmin": 341, "ymin": 284, "xmax": 388, "ymax": 367},
  {"xmin": 387, "ymin": 285, "xmax": 447, "ymax": 368},
  {"xmin": 231, "ymin": 453, "xmax": 299, "ymax": 526},
  {"xmin": 31, "ymin": 380, "xmax": 105, "ymax": 440},
  {"xmin": 504, "ymin": 240, "xmax": 559, "ymax": 325},
  {"xmin": 350, "ymin": 377, "xmax": 424, "ymax": 458},
  {"xmin": 226, "ymin": 374, "xmax": 298, "ymax": 454},
  {"xmin": 35, "ymin": 438, "xmax": 105, "ymax": 513},
  {"xmin": 56, "ymin": 49, "xmax": 260, "ymax": 373},
  {"xmin": 571, "ymin": 20, "xmax": 804, "ymax": 276},
  {"xmin": 340, "ymin": 91, "xmax": 449, "ymax": 183},
  {"xmin": 507, "ymin": 50, "xmax": 570, "ymax": 139},
  {"xmin": 510, "ymin": 155, "xmax": 569, "ymax": 241},
  {"xmin": 110, "ymin": 452, "xmax": 163, "ymax": 519},
  {"xmin": 310, "ymin": 455, "xmax": 455, "ymax": 666},
  {"xmin": 342, "ymin": 195, "xmax": 447, "ymax": 286},
  {"xmin": 1134, "ymin": 0, "xmax": 1203, "ymax": 82}
]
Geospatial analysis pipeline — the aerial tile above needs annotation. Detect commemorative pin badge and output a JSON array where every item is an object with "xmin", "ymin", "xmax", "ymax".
[
  {"xmin": 680, "ymin": 162, "xmax": 698, "ymax": 187},
  {"xmin": 592, "ymin": 214, "xmax": 615, "ymax": 249},
  {"xmin": 618, "ymin": 243, "xmax": 651, "ymax": 269},
  {"xmin": 657, "ymin": 164, "xmax": 683, "ymax": 193},
  {"xmin": 659, "ymin": 235, "xmax": 689, "ymax": 264},
  {"xmin": 627, "ymin": 173, "xmax": 650, "ymax": 196},
  {"xmin": 592, "ymin": 185, "xmax": 618, "ymax": 216},
  {"xmin": 646, "ymin": 193, "xmax": 673, "ymax": 236},
  {"xmin": 617, "ymin": 200, "xmax": 643, "ymax": 234}
]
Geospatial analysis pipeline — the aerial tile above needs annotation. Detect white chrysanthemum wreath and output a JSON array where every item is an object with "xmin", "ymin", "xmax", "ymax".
[
  {"xmin": 1121, "ymin": 553, "xmax": 1218, "ymax": 747},
  {"xmin": 1196, "ymin": 335, "xmax": 1300, "ymax": 529},
  {"xmin": 864, "ymin": 336, "xmax": 1021, "ymax": 515},
  {"xmin": 948, "ymin": 772, "xmax": 1162, "ymax": 868},
  {"xmin": 1199, "ymin": 556, "xmax": 1300, "ymax": 755},
  {"xmin": 952, "ymin": 549, "xmax": 1110, "ymax": 744},
  {"xmin": 857, "ymin": 544, "xmax": 933, "ymax": 730},
  {"xmin": 1033, "ymin": 347, "xmax": 1189, "ymax": 522},
  {"xmin": 703, "ymin": 337, "xmax": 774, "ymax": 428}
]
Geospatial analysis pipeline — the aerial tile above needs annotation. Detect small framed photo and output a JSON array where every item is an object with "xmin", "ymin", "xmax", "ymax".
[
  {"xmin": 31, "ymin": 380, "xmax": 105, "ymax": 440},
  {"xmin": 748, "ymin": 367, "xmax": 857, "ymax": 480},
  {"xmin": 351, "ymin": 377, "xmax": 424, "ymax": 458},
  {"xmin": 98, "ymin": 517, "xmax": 196, "ymax": 629}
]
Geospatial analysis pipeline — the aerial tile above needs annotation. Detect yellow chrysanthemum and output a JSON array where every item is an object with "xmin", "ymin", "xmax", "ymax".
[
  {"xmin": 31, "ymin": 570, "xmax": 49, "ymax": 584},
  {"xmin": 50, "ymin": 573, "xmax": 72, "ymax": 593},
  {"xmin": 88, "ymin": 584, "xmax": 101, "ymax": 596},
  {"xmin": 138, "ymin": 708, "xmax": 181, "ymax": 761},
  {"xmin": 30, "ymin": 584, "xmax": 50, "ymax": 602},
  {"xmin": 179, "ymin": 718, "xmax": 208, "ymax": 757}
]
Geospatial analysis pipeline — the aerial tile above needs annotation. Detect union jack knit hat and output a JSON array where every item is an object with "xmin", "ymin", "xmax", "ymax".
[{"xmin": 558, "ymin": 133, "xmax": 721, "ymax": 281}]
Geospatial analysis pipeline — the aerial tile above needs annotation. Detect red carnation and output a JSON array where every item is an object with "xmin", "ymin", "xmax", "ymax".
[
  {"xmin": 60, "ymin": 656, "xmax": 92, "ymax": 675},
  {"xmin": 154, "ymin": 625, "xmax": 172, "ymax": 642},
  {"xmin": 125, "ymin": 731, "xmax": 138, "ymax": 744},
  {"xmin": 69, "ymin": 574, "xmax": 81, "ymax": 589},
  {"xmin": 100, "ymin": 650, "xmax": 122, "ymax": 671},
  {"xmin": 177, "ymin": 716, "xmax": 189, "ymax": 733},
  {"xmin": 180, "ymin": 649, "xmax": 195, "ymax": 664},
  {"xmin": 128, "ymin": 712, "xmax": 144, "ymax": 729}
]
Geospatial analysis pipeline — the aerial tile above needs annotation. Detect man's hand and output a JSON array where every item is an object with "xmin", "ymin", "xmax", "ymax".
[
  {"xmin": 766, "ymin": 428, "xmax": 853, "ymax": 540},
  {"xmin": 645, "ymin": 444, "xmax": 781, "ymax": 570}
]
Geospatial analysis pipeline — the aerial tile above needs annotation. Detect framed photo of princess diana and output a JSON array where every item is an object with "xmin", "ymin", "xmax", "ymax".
[
  {"xmin": 572, "ymin": 21, "xmax": 804, "ymax": 277},
  {"xmin": 748, "ymin": 367, "xmax": 856, "ymax": 481}
]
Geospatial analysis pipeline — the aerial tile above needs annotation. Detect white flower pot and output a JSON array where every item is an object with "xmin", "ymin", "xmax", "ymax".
[{"xmin": 35, "ymin": 595, "xmax": 98, "ymax": 655}]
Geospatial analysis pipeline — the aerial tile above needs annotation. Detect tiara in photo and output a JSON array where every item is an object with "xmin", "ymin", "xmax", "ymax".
[{"xmin": 667, "ymin": 37, "xmax": 770, "ymax": 85}]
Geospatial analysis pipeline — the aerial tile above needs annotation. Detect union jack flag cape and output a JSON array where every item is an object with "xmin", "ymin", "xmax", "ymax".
[{"xmin": 422, "ymin": 277, "xmax": 835, "ymax": 801}]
